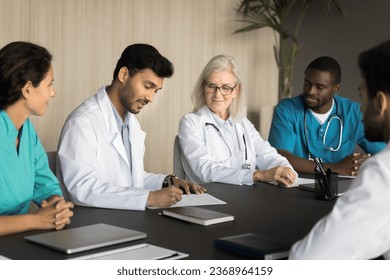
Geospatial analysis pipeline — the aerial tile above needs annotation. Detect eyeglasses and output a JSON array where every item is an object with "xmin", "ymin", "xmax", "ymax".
[{"xmin": 204, "ymin": 82, "xmax": 236, "ymax": 96}]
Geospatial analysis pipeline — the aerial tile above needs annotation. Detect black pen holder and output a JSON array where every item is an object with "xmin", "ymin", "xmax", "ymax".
[{"xmin": 314, "ymin": 171, "xmax": 338, "ymax": 201}]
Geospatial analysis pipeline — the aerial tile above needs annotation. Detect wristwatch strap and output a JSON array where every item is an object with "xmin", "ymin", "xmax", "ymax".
[{"xmin": 162, "ymin": 174, "xmax": 178, "ymax": 188}]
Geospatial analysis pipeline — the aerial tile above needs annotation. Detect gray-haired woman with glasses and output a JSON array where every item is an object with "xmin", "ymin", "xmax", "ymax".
[{"xmin": 178, "ymin": 55, "xmax": 297, "ymax": 186}]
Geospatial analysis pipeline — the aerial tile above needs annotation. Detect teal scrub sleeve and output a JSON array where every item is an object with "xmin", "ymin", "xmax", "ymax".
[{"xmin": 268, "ymin": 104, "xmax": 297, "ymax": 153}]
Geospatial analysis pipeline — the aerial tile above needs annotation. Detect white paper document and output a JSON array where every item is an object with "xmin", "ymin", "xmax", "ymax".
[
  {"xmin": 148, "ymin": 193, "xmax": 226, "ymax": 209},
  {"xmin": 338, "ymin": 175, "xmax": 357, "ymax": 179},
  {"xmin": 289, "ymin": 177, "xmax": 315, "ymax": 187}
]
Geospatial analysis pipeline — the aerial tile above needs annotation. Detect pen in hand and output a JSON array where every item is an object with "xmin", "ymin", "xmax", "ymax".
[{"xmin": 170, "ymin": 176, "xmax": 175, "ymax": 187}]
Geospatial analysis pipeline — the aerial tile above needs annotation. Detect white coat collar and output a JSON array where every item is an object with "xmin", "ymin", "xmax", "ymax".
[
  {"xmin": 95, "ymin": 86, "xmax": 146, "ymax": 179},
  {"xmin": 197, "ymin": 105, "xmax": 229, "ymax": 126},
  {"xmin": 96, "ymin": 86, "xmax": 121, "ymax": 136},
  {"xmin": 197, "ymin": 105, "xmax": 245, "ymax": 152}
]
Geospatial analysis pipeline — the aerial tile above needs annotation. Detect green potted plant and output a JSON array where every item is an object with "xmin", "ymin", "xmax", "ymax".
[{"xmin": 235, "ymin": 0, "xmax": 345, "ymax": 99}]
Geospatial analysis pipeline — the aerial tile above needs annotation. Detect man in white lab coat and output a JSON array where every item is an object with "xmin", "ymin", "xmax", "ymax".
[
  {"xmin": 58, "ymin": 44, "xmax": 205, "ymax": 211},
  {"xmin": 290, "ymin": 40, "xmax": 390, "ymax": 259}
]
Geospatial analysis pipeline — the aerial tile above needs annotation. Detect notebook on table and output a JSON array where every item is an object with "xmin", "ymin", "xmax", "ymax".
[
  {"xmin": 24, "ymin": 223, "xmax": 147, "ymax": 254},
  {"xmin": 162, "ymin": 206, "xmax": 234, "ymax": 226}
]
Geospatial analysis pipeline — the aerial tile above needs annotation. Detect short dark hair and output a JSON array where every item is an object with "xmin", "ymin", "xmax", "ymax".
[
  {"xmin": 305, "ymin": 56, "xmax": 341, "ymax": 84},
  {"xmin": 358, "ymin": 40, "xmax": 390, "ymax": 98},
  {"xmin": 112, "ymin": 44, "xmax": 174, "ymax": 80},
  {"xmin": 0, "ymin": 41, "xmax": 52, "ymax": 109}
]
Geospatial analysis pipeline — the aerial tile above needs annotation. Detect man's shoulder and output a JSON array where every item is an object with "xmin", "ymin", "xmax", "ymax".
[
  {"xmin": 67, "ymin": 93, "xmax": 101, "ymax": 121},
  {"xmin": 374, "ymin": 143, "xmax": 390, "ymax": 163},
  {"xmin": 273, "ymin": 95, "xmax": 305, "ymax": 120},
  {"xmin": 334, "ymin": 95, "xmax": 361, "ymax": 115},
  {"xmin": 276, "ymin": 94, "xmax": 305, "ymax": 110},
  {"xmin": 360, "ymin": 143, "xmax": 390, "ymax": 178},
  {"xmin": 335, "ymin": 95, "xmax": 359, "ymax": 107}
]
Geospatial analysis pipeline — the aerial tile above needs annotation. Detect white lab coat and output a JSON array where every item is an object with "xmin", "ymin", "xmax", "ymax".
[
  {"xmin": 58, "ymin": 86, "xmax": 165, "ymax": 211},
  {"xmin": 290, "ymin": 143, "xmax": 390, "ymax": 259},
  {"xmin": 178, "ymin": 106, "xmax": 295, "ymax": 185}
]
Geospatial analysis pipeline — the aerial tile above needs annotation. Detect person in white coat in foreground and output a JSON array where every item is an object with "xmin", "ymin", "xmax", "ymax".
[
  {"xmin": 178, "ymin": 54, "xmax": 297, "ymax": 186},
  {"xmin": 290, "ymin": 40, "xmax": 390, "ymax": 259},
  {"xmin": 58, "ymin": 44, "xmax": 205, "ymax": 211}
]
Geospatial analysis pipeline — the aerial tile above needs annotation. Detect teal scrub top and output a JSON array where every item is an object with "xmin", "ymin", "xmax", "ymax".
[
  {"xmin": 0, "ymin": 110, "xmax": 62, "ymax": 215},
  {"xmin": 268, "ymin": 94, "xmax": 386, "ymax": 163}
]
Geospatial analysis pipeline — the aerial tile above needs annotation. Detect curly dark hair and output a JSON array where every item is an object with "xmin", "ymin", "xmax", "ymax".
[{"xmin": 359, "ymin": 40, "xmax": 390, "ymax": 98}]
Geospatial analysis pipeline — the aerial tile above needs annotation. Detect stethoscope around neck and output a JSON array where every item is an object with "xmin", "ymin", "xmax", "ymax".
[
  {"xmin": 205, "ymin": 122, "xmax": 251, "ymax": 169},
  {"xmin": 303, "ymin": 98, "xmax": 344, "ymax": 159}
]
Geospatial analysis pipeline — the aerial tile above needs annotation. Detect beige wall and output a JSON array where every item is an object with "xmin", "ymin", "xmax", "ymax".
[{"xmin": 0, "ymin": 0, "xmax": 278, "ymax": 174}]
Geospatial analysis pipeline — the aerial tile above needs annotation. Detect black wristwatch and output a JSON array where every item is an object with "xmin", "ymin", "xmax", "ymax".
[{"xmin": 162, "ymin": 174, "xmax": 178, "ymax": 188}]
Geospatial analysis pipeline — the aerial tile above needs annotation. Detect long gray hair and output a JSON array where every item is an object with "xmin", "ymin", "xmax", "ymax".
[{"xmin": 191, "ymin": 54, "xmax": 246, "ymax": 122}]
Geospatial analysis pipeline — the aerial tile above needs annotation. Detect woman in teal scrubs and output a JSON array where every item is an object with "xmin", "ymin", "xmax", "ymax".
[{"xmin": 0, "ymin": 41, "xmax": 74, "ymax": 236}]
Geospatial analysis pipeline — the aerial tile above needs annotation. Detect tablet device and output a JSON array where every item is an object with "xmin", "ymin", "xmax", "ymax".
[{"xmin": 24, "ymin": 223, "xmax": 147, "ymax": 254}]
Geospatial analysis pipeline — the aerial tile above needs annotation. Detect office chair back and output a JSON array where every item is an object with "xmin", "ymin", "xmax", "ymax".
[
  {"xmin": 173, "ymin": 135, "xmax": 186, "ymax": 179},
  {"xmin": 46, "ymin": 151, "xmax": 57, "ymax": 174},
  {"xmin": 46, "ymin": 151, "xmax": 70, "ymax": 201}
]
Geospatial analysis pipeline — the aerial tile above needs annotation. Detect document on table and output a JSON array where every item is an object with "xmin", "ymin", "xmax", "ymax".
[
  {"xmin": 288, "ymin": 176, "xmax": 356, "ymax": 187},
  {"xmin": 338, "ymin": 175, "xmax": 357, "ymax": 179},
  {"xmin": 148, "ymin": 193, "xmax": 226, "ymax": 209},
  {"xmin": 289, "ymin": 177, "xmax": 315, "ymax": 187}
]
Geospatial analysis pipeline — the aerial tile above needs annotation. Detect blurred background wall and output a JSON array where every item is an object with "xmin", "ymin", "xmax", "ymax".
[
  {"xmin": 2, "ymin": 0, "xmax": 388, "ymax": 175},
  {"xmin": 0, "ymin": 0, "xmax": 278, "ymax": 174},
  {"xmin": 289, "ymin": 0, "xmax": 390, "ymax": 102}
]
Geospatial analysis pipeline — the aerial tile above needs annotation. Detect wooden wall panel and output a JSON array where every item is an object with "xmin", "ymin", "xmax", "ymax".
[{"xmin": 0, "ymin": 0, "xmax": 278, "ymax": 174}]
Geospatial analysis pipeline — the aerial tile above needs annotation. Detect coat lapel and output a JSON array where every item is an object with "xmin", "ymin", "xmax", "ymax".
[
  {"xmin": 96, "ymin": 87, "xmax": 129, "ymax": 166},
  {"xmin": 128, "ymin": 114, "xmax": 146, "ymax": 189}
]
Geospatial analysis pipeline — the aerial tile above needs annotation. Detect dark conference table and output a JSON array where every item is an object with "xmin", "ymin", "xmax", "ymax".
[{"xmin": 0, "ymin": 181, "xmax": 336, "ymax": 260}]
